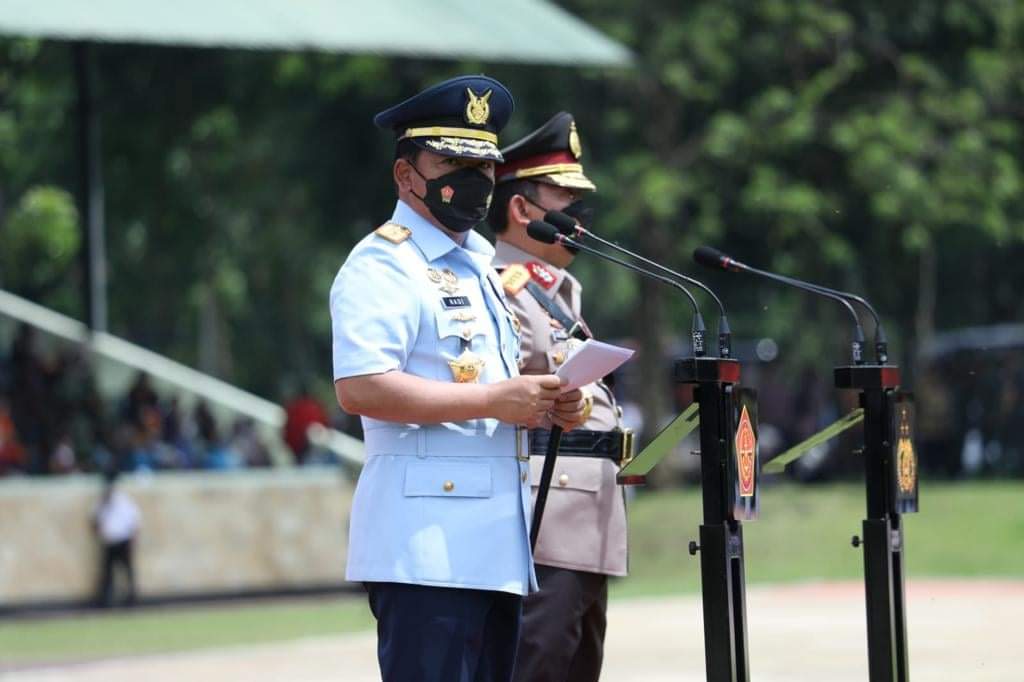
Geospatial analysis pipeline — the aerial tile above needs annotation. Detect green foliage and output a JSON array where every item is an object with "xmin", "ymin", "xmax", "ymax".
[
  {"xmin": 1, "ymin": 0, "xmax": 1023, "ymax": 412},
  {"xmin": 0, "ymin": 186, "xmax": 79, "ymax": 294}
]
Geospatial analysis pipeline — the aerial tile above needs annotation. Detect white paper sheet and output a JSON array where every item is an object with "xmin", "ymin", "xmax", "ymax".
[{"xmin": 555, "ymin": 339, "xmax": 635, "ymax": 392}]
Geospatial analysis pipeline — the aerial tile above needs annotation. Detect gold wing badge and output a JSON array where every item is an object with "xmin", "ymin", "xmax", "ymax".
[{"xmin": 465, "ymin": 88, "xmax": 492, "ymax": 125}]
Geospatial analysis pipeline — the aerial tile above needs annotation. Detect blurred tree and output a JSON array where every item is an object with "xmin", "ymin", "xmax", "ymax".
[{"xmin": 0, "ymin": 0, "xmax": 1022, "ymax": 443}]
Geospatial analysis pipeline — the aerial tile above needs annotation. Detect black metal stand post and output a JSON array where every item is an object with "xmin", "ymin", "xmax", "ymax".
[
  {"xmin": 677, "ymin": 357, "xmax": 750, "ymax": 682},
  {"xmin": 835, "ymin": 365, "xmax": 913, "ymax": 682}
]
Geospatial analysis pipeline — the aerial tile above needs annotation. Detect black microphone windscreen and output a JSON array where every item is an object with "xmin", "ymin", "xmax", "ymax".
[
  {"xmin": 527, "ymin": 220, "xmax": 560, "ymax": 245},
  {"xmin": 693, "ymin": 246, "xmax": 729, "ymax": 270},
  {"xmin": 544, "ymin": 210, "xmax": 578, "ymax": 236}
]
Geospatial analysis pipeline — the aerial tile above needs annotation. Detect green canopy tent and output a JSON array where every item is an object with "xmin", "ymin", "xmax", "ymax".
[{"xmin": 0, "ymin": 0, "xmax": 632, "ymax": 331}]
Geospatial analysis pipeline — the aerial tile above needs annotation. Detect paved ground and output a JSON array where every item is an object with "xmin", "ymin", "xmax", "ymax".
[{"xmin": 4, "ymin": 580, "xmax": 1019, "ymax": 681}]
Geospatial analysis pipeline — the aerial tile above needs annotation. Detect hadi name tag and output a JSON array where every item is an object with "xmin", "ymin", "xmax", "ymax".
[{"xmin": 441, "ymin": 296, "xmax": 471, "ymax": 309}]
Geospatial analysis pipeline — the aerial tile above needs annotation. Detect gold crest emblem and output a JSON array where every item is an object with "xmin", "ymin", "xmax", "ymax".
[
  {"xmin": 569, "ymin": 121, "xmax": 583, "ymax": 159},
  {"xmin": 449, "ymin": 349, "xmax": 485, "ymax": 383},
  {"xmin": 897, "ymin": 417, "xmax": 916, "ymax": 494},
  {"xmin": 735, "ymin": 405, "xmax": 756, "ymax": 498},
  {"xmin": 465, "ymin": 88, "xmax": 492, "ymax": 125}
]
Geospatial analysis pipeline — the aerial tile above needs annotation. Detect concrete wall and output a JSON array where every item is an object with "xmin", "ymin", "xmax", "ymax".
[{"xmin": 0, "ymin": 470, "xmax": 353, "ymax": 607}]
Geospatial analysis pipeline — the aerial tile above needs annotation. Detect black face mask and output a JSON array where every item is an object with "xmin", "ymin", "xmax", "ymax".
[
  {"xmin": 410, "ymin": 162, "xmax": 495, "ymax": 233},
  {"xmin": 524, "ymin": 195, "xmax": 594, "ymax": 254},
  {"xmin": 560, "ymin": 199, "xmax": 595, "ymax": 231}
]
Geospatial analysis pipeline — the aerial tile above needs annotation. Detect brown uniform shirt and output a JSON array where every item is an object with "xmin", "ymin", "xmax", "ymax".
[{"xmin": 493, "ymin": 241, "xmax": 628, "ymax": 576}]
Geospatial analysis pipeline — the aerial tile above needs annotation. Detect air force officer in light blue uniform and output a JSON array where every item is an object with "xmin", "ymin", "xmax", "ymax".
[{"xmin": 330, "ymin": 75, "xmax": 586, "ymax": 682}]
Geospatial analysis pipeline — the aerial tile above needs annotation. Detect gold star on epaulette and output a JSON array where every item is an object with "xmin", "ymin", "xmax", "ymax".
[
  {"xmin": 374, "ymin": 222, "xmax": 411, "ymax": 244},
  {"xmin": 500, "ymin": 264, "xmax": 530, "ymax": 295}
]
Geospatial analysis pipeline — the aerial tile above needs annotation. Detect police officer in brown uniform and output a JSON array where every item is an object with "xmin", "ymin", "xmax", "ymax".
[{"xmin": 486, "ymin": 112, "xmax": 629, "ymax": 682}]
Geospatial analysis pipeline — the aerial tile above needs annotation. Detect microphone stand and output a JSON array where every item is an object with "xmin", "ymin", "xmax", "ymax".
[
  {"xmin": 540, "ymin": 225, "xmax": 757, "ymax": 682},
  {"xmin": 696, "ymin": 248, "xmax": 918, "ymax": 682}
]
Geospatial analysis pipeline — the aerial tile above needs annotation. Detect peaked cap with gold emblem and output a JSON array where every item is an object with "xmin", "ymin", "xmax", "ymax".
[
  {"xmin": 374, "ymin": 75, "xmax": 514, "ymax": 162},
  {"xmin": 495, "ymin": 111, "xmax": 596, "ymax": 191}
]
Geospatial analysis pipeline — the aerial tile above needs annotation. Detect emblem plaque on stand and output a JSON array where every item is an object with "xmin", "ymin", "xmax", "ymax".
[
  {"xmin": 730, "ymin": 387, "xmax": 760, "ymax": 520},
  {"xmin": 891, "ymin": 392, "xmax": 919, "ymax": 514}
]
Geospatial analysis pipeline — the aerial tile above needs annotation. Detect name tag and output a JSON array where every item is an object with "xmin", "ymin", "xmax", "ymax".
[{"xmin": 442, "ymin": 296, "xmax": 471, "ymax": 309}]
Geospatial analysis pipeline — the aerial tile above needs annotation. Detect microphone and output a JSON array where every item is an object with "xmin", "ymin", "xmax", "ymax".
[
  {"xmin": 694, "ymin": 246, "xmax": 868, "ymax": 365},
  {"xmin": 545, "ymin": 210, "xmax": 733, "ymax": 359},
  {"xmin": 528, "ymin": 220, "xmax": 708, "ymax": 357}
]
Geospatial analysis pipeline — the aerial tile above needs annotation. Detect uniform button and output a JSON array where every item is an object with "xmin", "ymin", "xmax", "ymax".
[
  {"xmin": 558, "ymin": 474, "xmax": 569, "ymax": 487},
  {"xmin": 553, "ymin": 351, "xmax": 565, "ymax": 365},
  {"xmin": 443, "ymin": 481, "xmax": 455, "ymax": 492},
  {"xmin": 461, "ymin": 328, "xmax": 472, "ymax": 339}
]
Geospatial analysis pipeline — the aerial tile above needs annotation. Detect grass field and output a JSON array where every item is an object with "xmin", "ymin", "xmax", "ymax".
[{"xmin": 2, "ymin": 480, "xmax": 1022, "ymax": 667}]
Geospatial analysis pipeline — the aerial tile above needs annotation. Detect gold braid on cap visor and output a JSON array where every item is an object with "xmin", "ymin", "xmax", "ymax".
[{"xmin": 401, "ymin": 126, "xmax": 499, "ymax": 145}]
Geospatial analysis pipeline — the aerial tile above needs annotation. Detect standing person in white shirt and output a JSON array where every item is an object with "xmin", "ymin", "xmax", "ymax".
[{"xmin": 93, "ymin": 471, "xmax": 140, "ymax": 607}]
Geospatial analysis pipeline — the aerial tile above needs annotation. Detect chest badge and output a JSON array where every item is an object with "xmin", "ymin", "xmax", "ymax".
[
  {"xmin": 426, "ymin": 268, "xmax": 443, "ymax": 284},
  {"xmin": 449, "ymin": 349, "xmax": 486, "ymax": 383},
  {"xmin": 439, "ymin": 268, "xmax": 460, "ymax": 294}
]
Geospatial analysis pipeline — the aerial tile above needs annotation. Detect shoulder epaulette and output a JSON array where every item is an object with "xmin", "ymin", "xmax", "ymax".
[
  {"xmin": 500, "ymin": 263, "xmax": 531, "ymax": 295},
  {"xmin": 374, "ymin": 222, "xmax": 411, "ymax": 245},
  {"xmin": 525, "ymin": 261, "xmax": 557, "ymax": 289}
]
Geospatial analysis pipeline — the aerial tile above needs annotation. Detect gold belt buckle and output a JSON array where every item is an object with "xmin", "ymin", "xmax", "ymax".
[
  {"xmin": 619, "ymin": 428, "xmax": 635, "ymax": 467},
  {"xmin": 516, "ymin": 426, "xmax": 529, "ymax": 462}
]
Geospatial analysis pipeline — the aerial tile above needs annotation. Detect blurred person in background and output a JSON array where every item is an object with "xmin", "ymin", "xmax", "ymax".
[
  {"xmin": 9, "ymin": 324, "xmax": 48, "ymax": 472},
  {"xmin": 282, "ymin": 381, "xmax": 328, "ymax": 464},
  {"xmin": 229, "ymin": 417, "xmax": 272, "ymax": 468},
  {"xmin": 93, "ymin": 470, "xmax": 141, "ymax": 607},
  {"xmin": 488, "ymin": 112, "xmax": 628, "ymax": 682},
  {"xmin": 0, "ymin": 396, "xmax": 27, "ymax": 475},
  {"xmin": 330, "ymin": 76, "xmax": 585, "ymax": 682}
]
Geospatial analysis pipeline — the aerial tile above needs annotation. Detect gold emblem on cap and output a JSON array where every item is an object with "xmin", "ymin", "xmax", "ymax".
[
  {"xmin": 449, "ymin": 349, "xmax": 485, "ymax": 383},
  {"xmin": 465, "ymin": 88, "xmax": 493, "ymax": 126},
  {"xmin": 569, "ymin": 121, "xmax": 583, "ymax": 159}
]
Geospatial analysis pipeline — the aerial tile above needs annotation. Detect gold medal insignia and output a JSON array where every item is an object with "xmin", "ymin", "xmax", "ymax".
[
  {"xmin": 439, "ymin": 268, "xmax": 459, "ymax": 294},
  {"xmin": 426, "ymin": 268, "xmax": 443, "ymax": 284},
  {"xmin": 451, "ymin": 311, "xmax": 476, "ymax": 322},
  {"xmin": 465, "ymin": 88, "xmax": 492, "ymax": 125},
  {"xmin": 500, "ymin": 264, "xmax": 531, "ymax": 295},
  {"xmin": 897, "ymin": 417, "xmax": 916, "ymax": 494},
  {"xmin": 569, "ymin": 121, "xmax": 583, "ymax": 159},
  {"xmin": 374, "ymin": 222, "xmax": 411, "ymax": 244},
  {"xmin": 735, "ymin": 405, "xmax": 756, "ymax": 498},
  {"xmin": 449, "ymin": 349, "xmax": 485, "ymax": 383}
]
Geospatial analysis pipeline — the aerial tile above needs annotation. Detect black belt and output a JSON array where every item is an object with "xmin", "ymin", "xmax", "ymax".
[{"xmin": 528, "ymin": 428, "xmax": 634, "ymax": 464}]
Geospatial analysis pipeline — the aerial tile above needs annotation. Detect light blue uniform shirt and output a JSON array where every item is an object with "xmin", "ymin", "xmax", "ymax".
[{"xmin": 330, "ymin": 200, "xmax": 536, "ymax": 595}]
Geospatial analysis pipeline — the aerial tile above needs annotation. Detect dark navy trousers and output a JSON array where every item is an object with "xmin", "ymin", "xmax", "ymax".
[{"xmin": 366, "ymin": 582, "xmax": 523, "ymax": 682}]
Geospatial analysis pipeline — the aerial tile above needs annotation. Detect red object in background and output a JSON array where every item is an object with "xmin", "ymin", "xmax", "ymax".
[
  {"xmin": 283, "ymin": 396, "xmax": 328, "ymax": 460},
  {"xmin": 0, "ymin": 406, "xmax": 26, "ymax": 472}
]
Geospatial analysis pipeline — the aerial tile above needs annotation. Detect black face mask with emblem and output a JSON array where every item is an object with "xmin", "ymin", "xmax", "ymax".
[{"xmin": 410, "ymin": 163, "xmax": 495, "ymax": 234}]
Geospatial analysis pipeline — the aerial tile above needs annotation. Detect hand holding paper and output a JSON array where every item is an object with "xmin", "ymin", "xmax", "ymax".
[{"xmin": 555, "ymin": 339, "xmax": 635, "ymax": 392}]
